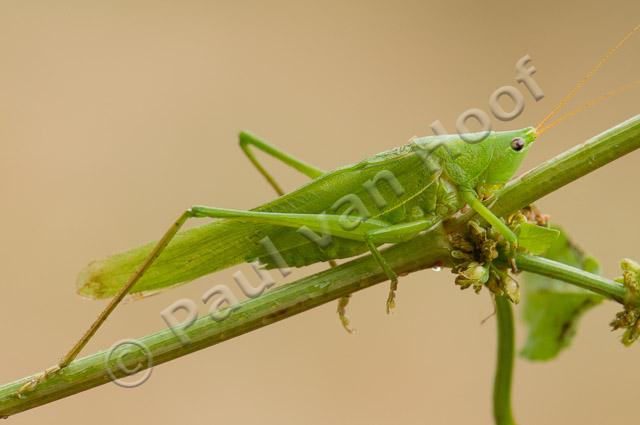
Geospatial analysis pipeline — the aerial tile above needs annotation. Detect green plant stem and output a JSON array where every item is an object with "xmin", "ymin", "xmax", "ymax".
[
  {"xmin": 491, "ymin": 252, "xmax": 631, "ymax": 425},
  {"xmin": 513, "ymin": 253, "xmax": 627, "ymax": 303},
  {"xmin": 494, "ymin": 296, "xmax": 515, "ymax": 425},
  {"xmin": 1, "ymin": 114, "xmax": 639, "ymax": 418}
]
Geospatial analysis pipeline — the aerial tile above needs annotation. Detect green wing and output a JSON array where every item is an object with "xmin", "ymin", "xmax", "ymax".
[{"xmin": 77, "ymin": 143, "xmax": 439, "ymax": 299}]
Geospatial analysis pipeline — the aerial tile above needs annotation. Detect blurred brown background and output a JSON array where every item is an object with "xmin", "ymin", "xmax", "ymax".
[{"xmin": 1, "ymin": 1, "xmax": 639, "ymax": 424}]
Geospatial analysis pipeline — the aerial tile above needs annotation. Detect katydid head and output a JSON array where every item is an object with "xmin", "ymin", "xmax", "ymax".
[
  {"xmin": 436, "ymin": 127, "xmax": 536, "ymax": 198},
  {"xmin": 479, "ymin": 127, "xmax": 536, "ymax": 188},
  {"xmin": 426, "ymin": 26, "xmax": 638, "ymax": 199}
]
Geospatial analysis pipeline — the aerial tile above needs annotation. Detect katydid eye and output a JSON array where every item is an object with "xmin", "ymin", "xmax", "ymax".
[{"xmin": 511, "ymin": 137, "xmax": 525, "ymax": 151}]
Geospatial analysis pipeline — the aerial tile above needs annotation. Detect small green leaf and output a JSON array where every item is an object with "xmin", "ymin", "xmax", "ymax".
[
  {"xmin": 520, "ymin": 225, "xmax": 603, "ymax": 361},
  {"xmin": 516, "ymin": 223, "xmax": 560, "ymax": 255}
]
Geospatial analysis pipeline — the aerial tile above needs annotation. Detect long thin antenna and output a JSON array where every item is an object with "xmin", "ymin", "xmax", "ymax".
[
  {"xmin": 536, "ymin": 24, "xmax": 640, "ymax": 132},
  {"xmin": 537, "ymin": 79, "xmax": 640, "ymax": 135}
]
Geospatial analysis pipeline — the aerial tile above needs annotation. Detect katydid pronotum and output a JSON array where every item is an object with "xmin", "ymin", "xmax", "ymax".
[{"xmin": 18, "ymin": 24, "xmax": 640, "ymax": 394}]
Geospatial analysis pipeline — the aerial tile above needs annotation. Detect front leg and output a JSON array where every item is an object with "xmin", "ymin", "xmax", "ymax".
[{"xmin": 460, "ymin": 190, "xmax": 518, "ymax": 245}]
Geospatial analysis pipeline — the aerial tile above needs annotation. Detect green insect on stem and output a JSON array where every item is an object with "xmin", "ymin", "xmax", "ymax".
[{"xmin": 25, "ymin": 125, "xmax": 538, "ymax": 393}]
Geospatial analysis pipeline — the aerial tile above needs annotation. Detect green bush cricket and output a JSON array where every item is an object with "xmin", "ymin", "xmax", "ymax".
[{"xmin": 18, "ymin": 24, "xmax": 640, "ymax": 394}]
